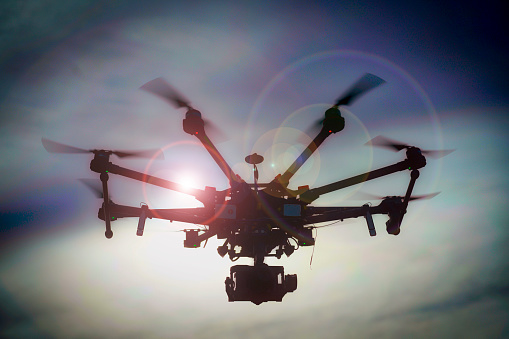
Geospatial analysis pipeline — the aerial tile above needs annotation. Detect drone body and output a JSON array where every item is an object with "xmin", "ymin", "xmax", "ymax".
[{"xmin": 43, "ymin": 73, "xmax": 451, "ymax": 304}]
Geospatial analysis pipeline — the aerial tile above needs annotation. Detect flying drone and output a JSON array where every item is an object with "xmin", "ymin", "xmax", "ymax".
[{"xmin": 42, "ymin": 73, "xmax": 452, "ymax": 304}]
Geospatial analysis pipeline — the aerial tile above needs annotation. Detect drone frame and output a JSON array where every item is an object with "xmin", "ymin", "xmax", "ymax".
[{"xmin": 44, "ymin": 73, "xmax": 447, "ymax": 304}]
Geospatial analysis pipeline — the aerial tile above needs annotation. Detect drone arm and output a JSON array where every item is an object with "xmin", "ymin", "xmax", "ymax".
[
  {"xmin": 402, "ymin": 170, "xmax": 419, "ymax": 210},
  {"xmin": 194, "ymin": 131, "xmax": 242, "ymax": 186},
  {"xmin": 105, "ymin": 203, "xmax": 215, "ymax": 224},
  {"xmin": 100, "ymin": 172, "xmax": 113, "ymax": 239},
  {"xmin": 394, "ymin": 169, "xmax": 420, "ymax": 229},
  {"xmin": 304, "ymin": 206, "xmax": 365, "ymax": 223},
  {"xmin": 102, "ymin": 203, "xmax": 218, "ymax": 243},
  {"xmin": 303, "ymin": 204, "xmax": 388, "ymax": 224},
  {"xmin": 101, "ymin": 162, "xmax": 209, "ymax": 201},
  {"xmin": 278, "ymin": 128, "xmax": 331, "ymax": 186},
  {"xmin": 300, "ymin": 160, "xmax": 410, "ymax": 203}
]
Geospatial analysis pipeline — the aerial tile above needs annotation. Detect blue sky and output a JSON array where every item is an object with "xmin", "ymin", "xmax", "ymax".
[{"xmin": 1, "ymin": 1, "xmax": 508, "ymax": 338}]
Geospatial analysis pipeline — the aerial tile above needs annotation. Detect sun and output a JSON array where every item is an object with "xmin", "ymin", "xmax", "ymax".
[{"xmin": 176, "ymin": 173, "xmax": 199, "ymax": 191}]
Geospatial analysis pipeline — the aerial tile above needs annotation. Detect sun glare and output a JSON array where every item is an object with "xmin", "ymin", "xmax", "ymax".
[{"xmin": 176, "ymin": 174, "xmax": 199, "ymax": 190}]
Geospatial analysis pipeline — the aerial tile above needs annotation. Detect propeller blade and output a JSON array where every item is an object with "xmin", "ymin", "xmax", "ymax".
[
  {"xmin": 348, "ymin": 191, "xmax": 384, "ymax": 200},
  {"xmin": 365, "ymin": 135, "xmax": 408, "ymax": 151},
  {"xmin": 366, "ymin": 135, "xmax": 455, "ymax": 158},
  {"xmin": 334, "ymin": 73, "xmax": 385, "ymax": 107},
  {"xmin": 140, "ymin": 77, "xmax": 192, "ymax": 109},
  {"xmin": 301, "ymin": 119, "xmax": 324, "ymax": 141},
  {"xmin": 421, "ymin": 149, "xmax": 455, "ymax": 159},
  {"xmin": 350, "ymin": 191, "xmax": 440, "ymax": 201},
  {"xmin": 300, "ymin": 74, "xmax": 385, "ymax": 140},
  {"xmin": 203, "ymin": 119, "xmax": 228, "ymax": 143},
  {"xmin": 42, "ymin": 138, "xmax": 164, "ymax": 160},
  {"xmin": 113, "ymin": 149, "xmax": 164, "ymax": 160},
  {"xmin": 141, "ymin": 78, "xmax": 229, "ymax": 142},
  {"xmin": 42, "ymin": 138, "xmax": 89, "ymax": 154},
  {"xmin": 79, "ymin": 178, "xmax": 104, "ymax": 199},
  {"xmin": 408, "ymin": 192, "xmax": 440, "ymax": 201}
]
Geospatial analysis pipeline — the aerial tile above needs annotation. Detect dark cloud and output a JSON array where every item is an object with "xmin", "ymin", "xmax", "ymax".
[
  {"xmin": 0, "ymin": 183, "xmax": 84, "ymax": 248},
  {"xmin": 415, "ymin": 284, "xmax": 509, "ymax": 314},
  {"xmin": 0, "ymin": 285, "xmax": 46, "ymax": 338}
]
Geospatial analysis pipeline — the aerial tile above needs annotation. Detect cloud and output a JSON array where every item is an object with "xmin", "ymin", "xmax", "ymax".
[{"xmin": 414, "ymin": 284, "xmax": 509, "ymax": 315}]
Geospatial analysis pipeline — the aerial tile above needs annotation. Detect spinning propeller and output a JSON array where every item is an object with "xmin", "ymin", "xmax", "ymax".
[
  {"xmin": 79, "ymin": 178, "xmax": 106, "ymax": 199},
  {"xmin": 306, "ymin": 73, "xmax": 385, "ymax": 135},
  {"xmin": 334, "ymin": 73, "xmax": 386, "ymax": 107},
  {"xmin": 42, "ymin": 138, "xmax": 164, "ymax": 159},
  {"xmin": 351, "ymin": 191, "xmax": 440, "ymax": 202},
  {"xmin": 280, "ymin": 73, "xmax": 386, "ymax": 188},
  {"xmin": 141, "ymin": 77, "xmax": 227, "ymax": 141},
  {"xmin": 366, "ymin": 135, "xmax": 454, "ymax": 159},
  {"xmin": 140, "ymin": 77, "xmax": 193, "ymax": 109}
]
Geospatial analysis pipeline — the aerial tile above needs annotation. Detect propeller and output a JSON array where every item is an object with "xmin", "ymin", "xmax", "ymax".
[
  {"xmin": 334, "ymin": 73, "xmax": 386, "ymax": 107},
  {"xmin": 140, "ymin": 77, "xmax": 227, "ymax": 142},
  {"xmin": 366, "ymin": 136, "xmax": 454, "ymax": 159},
  {"xmin": 42, "ymin": 138, "xmax": 164, "ymax": 159},
  {"xmin": 350, "ymin": 190, "xmax": 440, "ymax": 201},
  {"xmin": 304, "ymin": 73, "xmax": 385, "ymax": 137},
  {"xmin": 79, "ymin": 178, "xmax": 105, "ymax": 199},
  {"xmin": 140, "ymin": 77, "xmax": 192, "ymax": 109}
]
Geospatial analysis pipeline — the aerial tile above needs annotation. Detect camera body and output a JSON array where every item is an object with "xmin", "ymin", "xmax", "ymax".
[{"xmin": 225, "ymin": 264, "xmax": 297, "ymax": 305}]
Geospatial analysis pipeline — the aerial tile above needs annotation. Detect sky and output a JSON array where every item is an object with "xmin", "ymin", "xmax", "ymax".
[{"xmin": 0, "ymin": 0, "xmax": 508, "ymax": 338}]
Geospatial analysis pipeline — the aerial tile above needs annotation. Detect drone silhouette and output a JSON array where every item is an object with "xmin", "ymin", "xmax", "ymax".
[{"xmin": 42, "ymin": 73, "xmax": 452, "ymax": 304}]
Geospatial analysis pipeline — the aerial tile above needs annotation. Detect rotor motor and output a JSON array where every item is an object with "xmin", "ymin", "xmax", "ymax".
[
  {"xmin": 183, "ymin": 109, "xmax": 205, "ymax": 135},
  {"xmin": 322, "ymin": 107, "xmax": 345, "ymax": 133}
]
